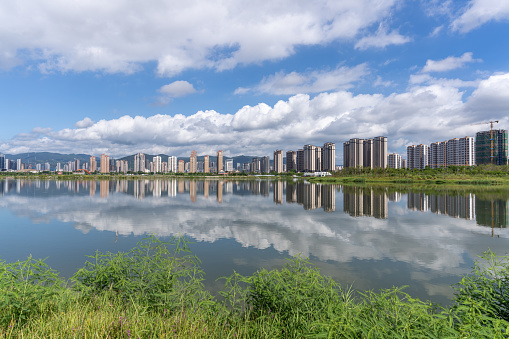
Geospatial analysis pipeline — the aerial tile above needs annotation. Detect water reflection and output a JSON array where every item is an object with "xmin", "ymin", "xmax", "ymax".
[
  {"xmin": 1, "ymin": 179, "xmax": 509, "ymax": 230},
  {"xmin": 343, "ymin": 186, "xmax": 388, "ymax": 219},
  {"xmin": 1, "ymin": 178, "xmax": 509, "ymax": 305}
]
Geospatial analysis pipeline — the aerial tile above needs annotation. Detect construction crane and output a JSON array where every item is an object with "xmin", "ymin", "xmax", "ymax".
[{"xmin": 472, "ymin": 120, "xmax": 499, "ymax": 164}]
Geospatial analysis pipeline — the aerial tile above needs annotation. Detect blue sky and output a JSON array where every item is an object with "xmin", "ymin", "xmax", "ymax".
[{"xmin": 1, "ymin": 0, "xmax": 508, "ymax": 163}]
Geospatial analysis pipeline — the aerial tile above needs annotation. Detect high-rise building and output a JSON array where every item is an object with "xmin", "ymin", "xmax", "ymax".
[
  {"xmin": 303, "ymin": 145, "xmax": 316, "ymax": 172},
  {"xmin": 260, "ymin": 156, "xmax": 270, "ymax": 173},
  {"xmin": 274, "ymin": 150, "xmax": 283, "ymax": 173},
  {"xmin": 204, "ymin": 155, "xmax": 210, "ymax": 173},
  {"xmin": 296, "ymin": 149, "xmax": 304, "ymax": 172},
  {"xmin": 178, "ymin": 160, "xmax": 185, "ymax": 173},
  {"xmin": 388, "ymin": 153, "xmax": 402, "ymax": 169},
  {"xmin": 373, "ymin": 136, "xmax": 388, "ymax": 168},
  {"xmin": 168, "ymin": 156, "xmax": 177, "ymax": 173},
  {"xmin": 446, "ymin": 137, "xmax": 475, "ymax": 166},
  {"xmin": 134, "ymin": 153, "xmax": 146, "ymax": 172},
  {"xmin": 321, "ymin": 142, "xmax": 335, "ymax": 172},
  {"xmin": 475, "ymin": 129, "xmax": 508, "ymax": 165},
  {"xmin": 190, "ymin": 151, "xmax": 197, "ymax": 173},
  {"xmin": 217, "ymin": 150, "xmax": 223, "ymax": 172},
  {"xmin": 286, "ymin": 151, "xmax": 296, "ymax": 172},
  {"xmin": 407, "ymin": 145, "xmax": 428, "ymax": 170},
  {"xmin": 429, "ymin": 141, "xmax": 447, "ymax": 168},
  {"xmin": 362, "ymin": 139, "xmax": 373, "ymax": 169},
  {"xmin": 90, "ymin": 156, "xmax": 97, "ymax": 172},
  {"xmin": 100, "ymin": 154, "xmax": 110, "ymax": 173},
  {"xmin": 315, "ymin": 146, "xmax": 322, "ymax": 171},
  {"xmin": 251, "ymin": 157, "xmax": 260, "ymax": 173},
  {"xmin": 225, "ymin": 159, "xmax": 233, "ymax": 172},
  {"xmin": 153, "ymin": 156, "xmax": 162, "ymax": 173},
  {"xmin": 0, "ymin": 154, "xmax": 6, "ymax": 171},
  {"xmin": 344, "ymin": 138, "xmax": 364, "ymax": 168}
]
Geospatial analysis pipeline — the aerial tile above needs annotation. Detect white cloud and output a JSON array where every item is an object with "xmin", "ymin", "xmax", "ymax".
[
  {"xmin": 243, "ymin": 64, "xmax": 369, "ymax": 95},
  {"xmin": 452, "ymin": 0, "xmax": 509, "ymax": 33},
  {"xmin": 374, "ymin": 76, "xmax": 393, "ymax": 87},
  {"xmin": 159, "ymin": 81, "xmax": 197, "ymax": 98},
  {"xmin": 2, "ymin": 72, "xmax": 508, "ymax": 158},
  {"xmin": 422, "ymin": 52, "xmax": 481, "ymax": 73},
  {"xmin": 75, "ymin": 117, "xmax": 95, "ymax": 128},
  {"xmin": 0, "ymin": 0, "xmax": 398, "ymax": 75},
  {"xmin": 355, "ymin": 25, "xmax": 411, "ymax": 50},
  {"xmin": 409, "ymin": 73, "xmax": 480, "ymax": 88},
  {"xmin": 429, "ymin": 25, "xmax": 444, "ymax": 37}
]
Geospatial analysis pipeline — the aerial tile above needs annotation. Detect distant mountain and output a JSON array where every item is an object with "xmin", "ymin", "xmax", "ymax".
[{"xmin": 4, "ymin": 152, "xmax": 93, "ymax": 167}]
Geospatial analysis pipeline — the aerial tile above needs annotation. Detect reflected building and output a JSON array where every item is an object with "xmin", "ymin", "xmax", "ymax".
[
  {"xmin": 321, "ymin": 185, "xmax": 335, "ymax": 212},
  {"xmin": 204, "ymin": 180, "xmax": 209, "ymax": 198},
  {"xmin": 389, "ymin": 192, "xmax": 402, "ymax": 202},
  {"xmin": 273, "ymin": 181, "xmax": 283, "ymax": 204},
  {"xmin": 343, "ymin": 186, "xmax": 387, "ymax": 218},
  {"xmin": 168, "ymin": 179, "xmax": 177, "ymax": 197},
  {"xmin": 89, "ymin": 182, "xmax": 96, "ymax": 196},
  {"xmin": 190, "ymin": 181, "xmax": 197, "ymax": 202},
  {"xmin": 286, "ymin": 183, "xmax": 297, "ymax": 203},
  {"xmin": 476, "ymin": 199, "xmax": 508, "ymax": 228},
  {"xmin": 100, "ymin": 181, "xmax": 109, "ymax": 198},
  {"xmin": 407, "ymin": 192, "xmax": 429, "ymax": 211},
  {"xmin": 217, "ymin": 181, "xmax": 223, "ymax": 203}
]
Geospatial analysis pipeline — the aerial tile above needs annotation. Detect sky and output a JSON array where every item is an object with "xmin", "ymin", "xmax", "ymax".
[{"xmin": 0, "ymin": 0, "xmax": 508, "ymax": 163}]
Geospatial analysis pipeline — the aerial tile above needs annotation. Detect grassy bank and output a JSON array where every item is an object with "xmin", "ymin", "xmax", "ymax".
[
  {"xmin": 1, "ymin": 237, "xmax": 508, "ymax": 338},
  {"xmin": 309, "ymin": 165, "xmax": 509, "ymax": 187}
]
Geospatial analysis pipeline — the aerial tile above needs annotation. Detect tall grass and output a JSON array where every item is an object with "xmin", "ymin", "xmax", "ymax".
[{"xmin": 1, "ymin": 238, "xmax": 508, "ymax": 338}]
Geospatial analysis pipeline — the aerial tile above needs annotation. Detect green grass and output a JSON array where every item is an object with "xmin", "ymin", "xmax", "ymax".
[{"xmin": 1, "ymin": 237, "xmax": 508, "ymax": 338}]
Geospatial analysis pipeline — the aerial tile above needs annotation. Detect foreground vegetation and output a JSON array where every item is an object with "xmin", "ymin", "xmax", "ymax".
[{"xmin": 1, "ymin": 237, "xmax": 508, "ymax": 338}]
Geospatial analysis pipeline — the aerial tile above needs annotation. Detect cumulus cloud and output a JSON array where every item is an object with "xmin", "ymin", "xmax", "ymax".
[
  {"xmin": 239, "ymin": 64, "xmax": 368, "ymax": 95},
  {"xmin": 2, "ymin": 72, "xmax": 508, "ymax": 159},
  {"xmin": 452, "ymin": 0, "xmax": 509, "ymax": 33},
  {"xmin": 355, "ymin": 25, "xmax": 411, "ymax": 50},
  {"xmin": 75, "ymin": 117, "xmax": 95, "ymax": 128},
  {"xmin": 0, "ymin": 0, "xmax": 398, "ymax": 75},
  {"xmin": 422, "ymin": 52, "xmax": 481, "ymax": 73},
  {"xmin": 156, "ymin": 81, "xmax": 198, "ymax": 104}
]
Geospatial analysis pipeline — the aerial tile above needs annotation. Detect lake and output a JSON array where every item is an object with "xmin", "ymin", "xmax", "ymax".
[{"xmin": 1, "ymin": 178, "xmax": 508, "ymax": 306}]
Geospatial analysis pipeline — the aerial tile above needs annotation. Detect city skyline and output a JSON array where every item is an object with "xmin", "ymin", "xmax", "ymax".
[{"xmin": 1, "ymin": 1, "xmax": 509, "ymax": 159}]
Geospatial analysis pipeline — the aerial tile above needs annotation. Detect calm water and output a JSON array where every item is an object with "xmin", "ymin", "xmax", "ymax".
[{"xmin": 1, "ymin": 178, "xmax": 508, "ymax": 306}]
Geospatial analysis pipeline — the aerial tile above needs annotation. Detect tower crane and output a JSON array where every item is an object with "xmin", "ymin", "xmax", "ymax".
[{"xmin": 471, "ymin": 120, "xmax": 499, "ymax": 164}]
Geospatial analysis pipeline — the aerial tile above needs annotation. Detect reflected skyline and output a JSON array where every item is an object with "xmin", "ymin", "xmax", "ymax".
[{"xmin": 1, "ymin": 179, "xmax": 508, "ymax": 228}]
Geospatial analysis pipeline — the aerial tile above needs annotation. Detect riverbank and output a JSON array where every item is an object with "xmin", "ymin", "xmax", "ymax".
[
  {"xmin": 1, "ymin": 237, "xmax": 508, "ymax": 338},
  {"xmin": 308, "ymin": 165, "xmax": 509, "ymax": 187}
]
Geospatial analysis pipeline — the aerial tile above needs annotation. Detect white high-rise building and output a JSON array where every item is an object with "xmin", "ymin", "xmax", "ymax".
[
  {"xmin": 153, "ymin": 156, "xmax": 162, "ymax": 173},
  {"xmin": 225, "ymin": 159, "xmax": 233, "ymax": 172},
  {"xmin": 134, "ymin": 153, "xmax": 146, "ymax": 172},
  {"xmin": 387, "ymin": 153, "xmax": 402, "ymax": 169},
  {"xmin": 168, "ymin": 156, "xmax": 177, "ymax": 173}
]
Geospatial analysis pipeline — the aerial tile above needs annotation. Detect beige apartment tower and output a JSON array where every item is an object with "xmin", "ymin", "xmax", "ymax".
[
  {"xmin": 89, "ymin": 156, "xmax": 97, "ymax": 172},
  {"xmin": 190, "ymin": 150, "xmax": 197, "ymax": 173},
  {"xmin": 274, "ymin": 150, "xmax": 283, "ymax": 173},
  {"xmin": 100, "ymin": 154, "xmax": 109, "ymax": 173},
  {"xmin": 204, "ymin": 155, "xmax": 210, "ymax": 173}
]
